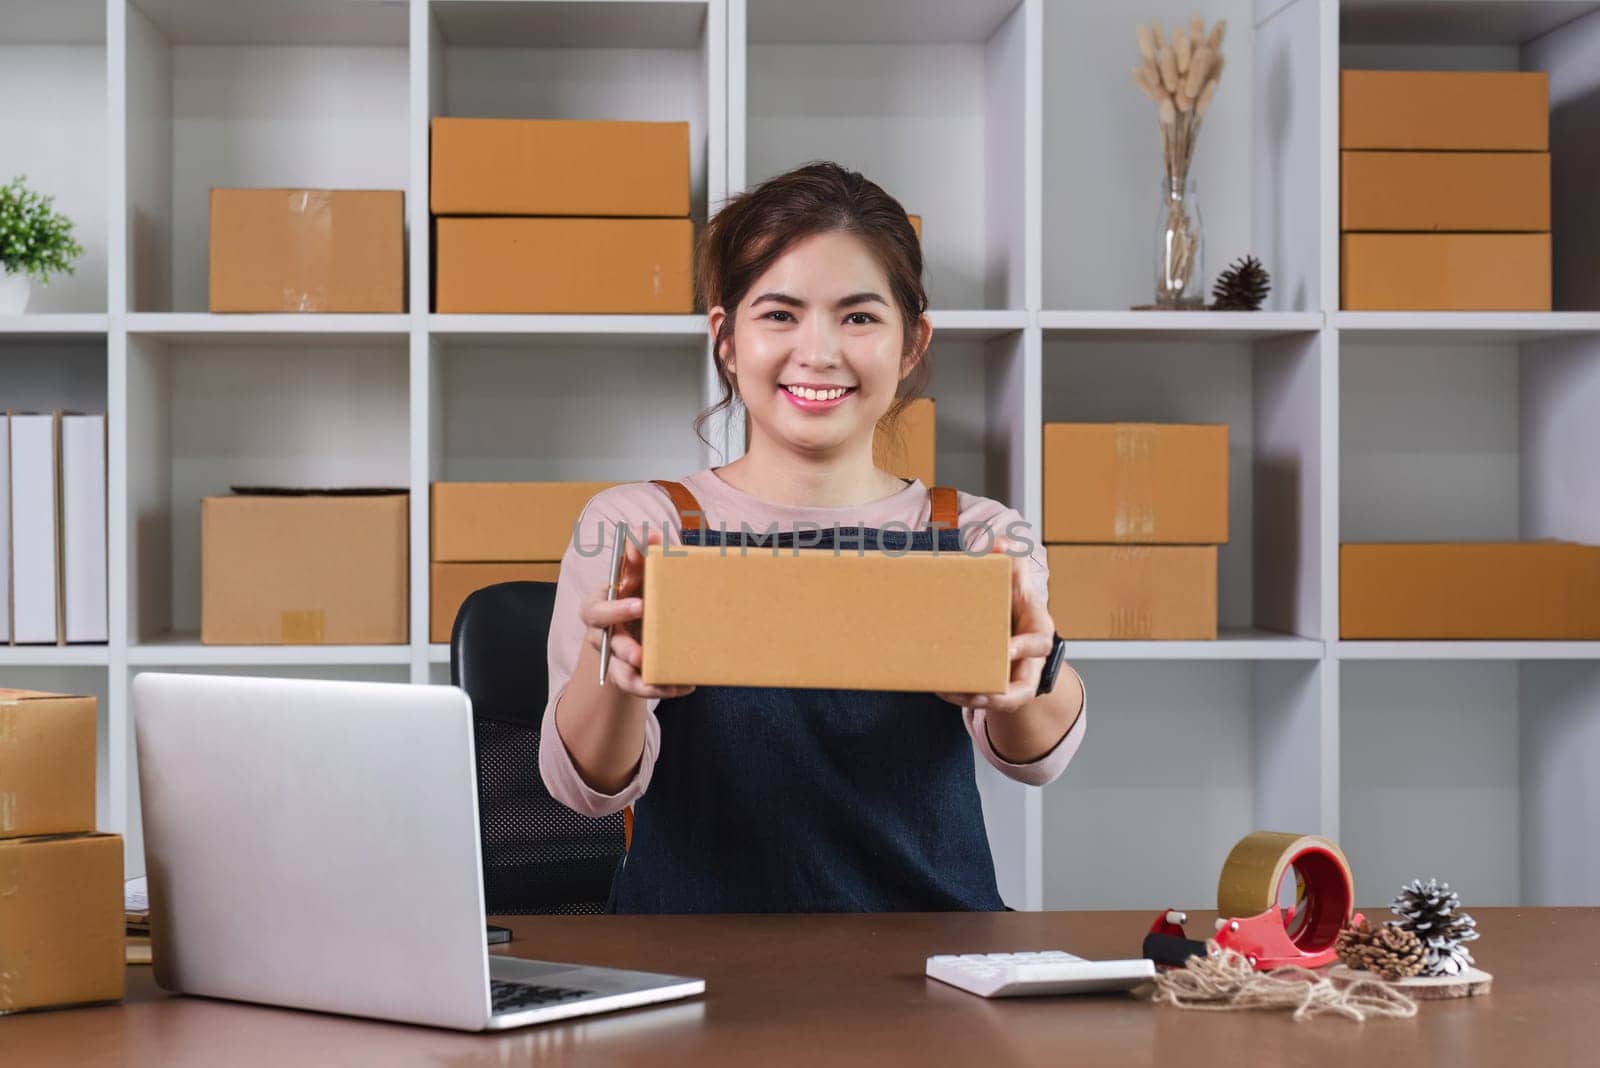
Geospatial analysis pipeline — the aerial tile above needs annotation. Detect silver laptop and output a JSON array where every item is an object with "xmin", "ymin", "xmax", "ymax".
[{"xmin": 132, "ymin": 671, "xmax": 704, "ymax": 1031}]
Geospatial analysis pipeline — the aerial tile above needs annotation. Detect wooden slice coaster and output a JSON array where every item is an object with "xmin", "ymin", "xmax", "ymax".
[{"xmin": 1327, "ymin": 964, "xmax": 1493, "ymax": 1000}]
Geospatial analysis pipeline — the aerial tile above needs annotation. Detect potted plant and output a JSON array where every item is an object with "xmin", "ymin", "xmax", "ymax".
[{"xmin": 0, "ymin": 175, "xmax": 85, "ymax": 314}]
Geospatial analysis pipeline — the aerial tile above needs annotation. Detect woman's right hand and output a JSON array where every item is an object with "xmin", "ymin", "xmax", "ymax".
[{"xmin": 580, "ymin": 525, "xmax": 696, "ymax": 701}]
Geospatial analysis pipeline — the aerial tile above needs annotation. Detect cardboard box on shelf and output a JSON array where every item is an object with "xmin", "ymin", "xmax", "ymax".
[
  {"xmin": 431, "ymin": 562, "xmax": 562, "ymax": 643},
  {"xmin": 0, "ymin": 833, "xmax": 124, "ymax": 1013},
  {"xmin": 201, "ymin": 491, "xmax": 409, "ymax": 645},
  {"xmin": 431, "ymin": 482, "xmax": 619, "ymax": 563},
  {"xmin": 1341, "ymin": 151, "xmax": 1550, "ymax": 232},
  {"xmin": 744, "ymin": 396, "xmax": 937, "ymax": 486},
  {"xmin": 642, "ymin": 544, "xmax": 1011, "ymax": 692},
  {"xmin": 1340, "ymin": 542, "xmax": 1600, "ymax": 639},
  {"xmin": 1340, "ymin": 70, "xmax": 1548, "ymax": 151},
  {"xmin": 1045, "ymin": 545, "xmax": 1218, "ymax": 640},
  {"xmin": 434, "ymin": 217, "xmax": 693, "ymax": 314},
  {"xmin": 908, "ymin": 214, "xmax": 921, "ymax": 241},
  {"xmin": 0, "ymin": 690, "xmax": 96, "ymax": 839},
  {"xmin": 208, "ymin": 189, "xmax": 404, "ymax": 313},
  {"xmin": 1341, "ymin": 233, "xmax": 1551, "ymax": 311},
  {"xmin": 1042, "ymin": 423, "xmax": 1229, "ymax": 544},
  {"xmin": 430, "ymin": 118, "xmax": 690, "ymax": 217}
]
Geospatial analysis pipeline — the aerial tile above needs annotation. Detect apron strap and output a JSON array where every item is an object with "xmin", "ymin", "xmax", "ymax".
[
  {"xmin": 650, "ymin": 479, "xmax": 706, "ymax": 531},
  {"xmin": 929, "ymin": 485, "xmax": 960, "ymax": 532}
]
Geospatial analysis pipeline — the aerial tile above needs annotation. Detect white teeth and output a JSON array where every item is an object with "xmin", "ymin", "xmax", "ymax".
[{"xmin": 786, "ymin": 385, "xmax": 848, "ymax": 401}]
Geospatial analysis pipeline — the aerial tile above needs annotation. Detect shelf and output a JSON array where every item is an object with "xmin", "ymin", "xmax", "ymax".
[
  {"xmin": 1340, "ymin": 1, "xmax": 1600, "ymax": 46},
  {"xmin": 0, "ymin": 645, "xmax": 111, "ymax": 667},
  {"xmin": 432, "ymin": 0, "xmax": 710, "ymax": 49},
  {"xmin": 1334, "ymin": 312, "xmax": 1600, "ymax": 343},
  {"xmin": 128, "ymin": 636, "xmax": 412, "ymax": 667},
  {"xmin": 1063, "ymin": 629, "xmax": 1323, "ymax": 661},
  {"xmin": 7, "ymin": 0, "xmax": 104, "ymax": 44},
  {"xmin": 430, "ymin": 643, "xmax": 451, "ymax": 664},
  {"xmin": 927, "ymin": 310, "xmax": 1028, "ymax": 339},
  {"xmin": 747, "ymin": 0, "xmax": 1022, "ymax": 44},
  {"xmin": 1337, "ymin": 641, "xmax": 1600, "ymax": 661},
  {"xmin": 131, "ymin": 0, "xmax": 409, "ymax": 46},
  {"xmin": 0, "ymin": 315, "xmax": 109, "ymax": 339},
  {"xmin": 1040, "ymin": 311, "xmax": 1323, "ymax": 341},
  {"xmin": 126, "ymin": 314, "xmax": 412, "ymax": 343},
  {"xmin": 429, "ymin": 315, "xmax": 706, "ymax": 347}
]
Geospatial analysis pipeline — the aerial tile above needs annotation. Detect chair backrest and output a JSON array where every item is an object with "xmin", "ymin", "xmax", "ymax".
[{"xmin": 450, "ymin": 581, "xmax": 626, "ymax": 914}]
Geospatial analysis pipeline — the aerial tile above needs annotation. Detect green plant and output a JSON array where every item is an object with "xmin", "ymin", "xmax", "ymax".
[{"xmin": 0, "ymin": 175, "xmax": 85, "ymax": 285}]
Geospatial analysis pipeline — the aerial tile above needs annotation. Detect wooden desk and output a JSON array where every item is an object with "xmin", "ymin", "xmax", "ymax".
[{"xmin": 6, "ymin": 909, "xmax": 1593, "ymax": 1065}]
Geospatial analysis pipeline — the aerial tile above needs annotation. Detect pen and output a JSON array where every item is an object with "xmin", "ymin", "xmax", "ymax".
[{"xmin": 598, "ymin": 520, "xmax": 627, "ymax": 685}]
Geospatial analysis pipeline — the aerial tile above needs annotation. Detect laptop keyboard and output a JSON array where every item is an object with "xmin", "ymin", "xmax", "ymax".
[{"xmin": 490, "ymin": 979, "xmax": 594, "ymax": 1015}]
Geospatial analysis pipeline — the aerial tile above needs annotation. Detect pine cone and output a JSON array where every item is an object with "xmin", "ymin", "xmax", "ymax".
[
  {"xmin": 1389, "ymin": 878, "xmax": 1480, "ymax": 977},
  {"xmin": 1336, "ymin": 918, "xmax": 1427, "ymax": 980},
  {"xmin": 1209, "ymin": 255, "xmax": 1271, "ymax": 311}
]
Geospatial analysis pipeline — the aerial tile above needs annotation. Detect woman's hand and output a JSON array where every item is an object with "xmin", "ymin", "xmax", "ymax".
[
  {"xmin": 579, "ymin": 525, "xmax": 696, "ymax": 701},
  {"xmin": 936, "ymin": 535, "xmax": 1056, "ymax": 714}
]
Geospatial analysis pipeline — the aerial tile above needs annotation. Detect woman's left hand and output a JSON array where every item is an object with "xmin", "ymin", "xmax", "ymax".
[{"xmin": 936, "ymin": 535, "xmax": 1056, "ymax": 715}]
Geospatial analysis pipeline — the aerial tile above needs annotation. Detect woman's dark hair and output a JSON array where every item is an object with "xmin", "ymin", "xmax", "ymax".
[{"xmin": 693, "ymin": 161, "xmax": 932, "ymax": 457}]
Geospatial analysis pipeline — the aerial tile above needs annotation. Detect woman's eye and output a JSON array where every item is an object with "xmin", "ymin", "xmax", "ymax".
[
  {"xmin": 762, "ymin": 310, "xmax": 795, "ymax": 323},
  {"xmin": 844, "ymin": 312, "xmax": 880, "ymax": 326}
]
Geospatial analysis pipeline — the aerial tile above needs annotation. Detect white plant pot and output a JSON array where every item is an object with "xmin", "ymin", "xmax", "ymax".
[{"xmin": 0, "ymin": 271, "xmax": 31, "ymax": 314}]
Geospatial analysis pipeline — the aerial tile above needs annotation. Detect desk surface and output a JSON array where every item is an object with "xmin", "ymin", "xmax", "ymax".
[{"xmin": 6, "ymin": 908, "xmax": 1595, "ymax": 1065}]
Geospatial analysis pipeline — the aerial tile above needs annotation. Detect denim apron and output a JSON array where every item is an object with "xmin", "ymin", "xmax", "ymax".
[{"xmin": 607, "ymin": 479, "xmax": 1006, "ymax": 914}]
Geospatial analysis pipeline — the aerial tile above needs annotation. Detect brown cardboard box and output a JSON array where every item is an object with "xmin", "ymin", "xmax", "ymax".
[
  {"xmin": 1341, "ymin": 233, "xmax": 1551, "ymax": 311},
  {"xmin": 430, "ymin": 118, "xmax": 690, "ymax": 217},
  {"xmin": 642, "ymin": 544, "xmax": 1011, "ymax": 692},
  {"xmin": 1341, "ymin": 542, "xmax": 1600, "ymax": 639},
  {"xmin": 209, "ymin": 189, "xmax": 404, "ymax": 313},
  {"xmin": 0, "ymin": 690, "xmax": 96, "ymax": 839},
  {"xmin": 744, "ymin": 397, "xmax": 937, "ymax": 485},
  {"xmin": 1046, "ymin": 545, "xmax": 1217, "ymax": 640},
  {"xmin": 1042, "ymin": 423, "xmax": 1228, "ymax": 544},
  {"xmin": 431, "ymin": 562, "xmax": 562, "ymax": 642},
  {"xmin": 908, "ymin": 214, "xmax": 922, "ymax": 241},
  {"xmin": 0, "ymin": 833, "xmax": 124, "ymax": 1013},
  {"xmin": 434, "ymin": 217, "xmax": 693, "ymax": 314},
  {"xmin": 201, "ymin": 492, "xmax": 408, "ymax": 645},
  {"xmin": 1341, "ymin": 70, "xmax": 1548, "ymax": 150},
  {"xmin": 431, "ymin": 482, "xmax": 618, "ymax": 563},
  {"xmin": 1341, "ymin": 151, "xmax": 1550, "ymax": 231}
]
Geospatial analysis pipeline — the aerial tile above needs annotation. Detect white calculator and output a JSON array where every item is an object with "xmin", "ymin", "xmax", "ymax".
[{"xmin": 925, "ymin": 950, "xmax": 1155, "ymax": 998}]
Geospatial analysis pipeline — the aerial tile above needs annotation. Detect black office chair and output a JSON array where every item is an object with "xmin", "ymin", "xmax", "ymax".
[{"xmin": 450, "ymin": 581, "xmax": 627, "ymax": 914}]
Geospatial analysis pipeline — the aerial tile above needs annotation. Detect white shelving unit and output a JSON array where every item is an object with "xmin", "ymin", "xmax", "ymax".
[{"xmin": 4, "ymin": 0, "xmax": 1598, "ymax": 911}]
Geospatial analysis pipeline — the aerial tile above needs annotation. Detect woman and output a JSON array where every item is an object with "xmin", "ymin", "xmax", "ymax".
[{"xmin": 540, "ymin": 162, "xmax": 1085, "ymax": 913}]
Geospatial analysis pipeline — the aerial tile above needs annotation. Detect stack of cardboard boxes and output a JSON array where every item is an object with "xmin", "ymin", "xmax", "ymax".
[
  {"xmin": 430, "ymin": 482, "xmax": 617, "ymax": 642},
  {"xmin": 1041, "ymin": 423, "xmax": 1228, "ymax": 640},
  {"xmin": 431, "ymin": 119, "xmax": 693, "ymax": 314},
  {"xmin": 209, "ymin": 188, "xmax": 405, "ymax": 312},
  {"xmin": 201, "ymin": 490, "xmax": 409, "ymax": 645},
  {"xmin": 1340, "ymin": 70, "xmax": 1551, "ymax": 311},
  {"xmin": 0, "ymin": 690, "xmax": 124, "ymax": 1014}
]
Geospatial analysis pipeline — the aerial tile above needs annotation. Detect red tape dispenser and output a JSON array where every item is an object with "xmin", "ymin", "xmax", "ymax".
[{"xmin": 1143, "ymin": 832, "xmax": 1363, "ymax": 972}]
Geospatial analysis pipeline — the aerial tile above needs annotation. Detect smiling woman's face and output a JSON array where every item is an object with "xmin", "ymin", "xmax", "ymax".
[{"xmin": 715, "ymin": 229, "xmax": 922, "ymax": 461}]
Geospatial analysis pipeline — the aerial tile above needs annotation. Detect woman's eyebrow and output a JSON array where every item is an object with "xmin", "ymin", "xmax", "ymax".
[
  {"xmin": 836, "ymin": 292, "xmax": 888, "ymax": 308},
  {"xmin": 750, "ymin": 291, "xmax": 803, "ymax": 308}
]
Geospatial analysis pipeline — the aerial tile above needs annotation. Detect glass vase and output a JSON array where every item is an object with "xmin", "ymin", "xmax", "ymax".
[{"xmin": 1154, "ymin": 176, "xmax": 1204, "ymax": 308}]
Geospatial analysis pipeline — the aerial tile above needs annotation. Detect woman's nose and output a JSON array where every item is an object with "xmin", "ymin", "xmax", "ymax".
[{"xmin": 793, "ymin": 316, "xmax": 842, "ymax": 366}]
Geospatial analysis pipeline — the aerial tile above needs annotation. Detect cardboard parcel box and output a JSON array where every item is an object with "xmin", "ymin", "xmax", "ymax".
[
  {"xmin": 431, "ymin": 118, "xmax": 690, "ymax": 217},
  {"xmin": 209, "ymin": 189, "xmax": 404, "ymax": 313},
  {"xmin": 0, "ymin": 833, "xmax": 125, "ymax": 1014},
  {"xmin": 1341, "ymin": 233, "xmax": 1550, "ymax": 311},
  {"xmin": 435, "ymin": 217, "xmax": 693, "ymax": 314},
  {"xmin": 1341, "ymin": 150, "xmax": 1550, "ymax": 232},
  {"xmin": 1340, "ymin": 70, "xmax": 1548, "ymax": 150},
  {"xmin": 1341, "ymin": 542, "xmax": 1600, "ymax": 639},
  {"xmin": 1046, "ymin": 545, "xmax": 1218, "ymax": 640},
  {"xmin": 0, "ymin": 689, "xmax": 96, "ymax": 839},
  {"xmin": 642, "ymin": 544, "xmax": 1011, "ymax": 693},
  {"xmin": 1043, "ymin": 423, "xmax": 1229, "ymax": 544},
  {"xmin": 431, "ymin": 482, "xmax": 619, "ymax": 563},
  {"xmin": 202, "ymin": 491, "xmax": 409, "ymax": 645},
  {"xmin": 431, "ymin": 562, "xmax": 562, "ymax": 643}
]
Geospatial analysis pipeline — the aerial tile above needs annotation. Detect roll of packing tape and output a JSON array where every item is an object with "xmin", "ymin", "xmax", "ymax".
[{"xmin": 1217, "ymin": 832, "xmax": 1354, "ymax": 955}]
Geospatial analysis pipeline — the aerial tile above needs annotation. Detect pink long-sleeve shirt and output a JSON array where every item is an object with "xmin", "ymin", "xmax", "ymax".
[{"xmin": 539, "ymin": 468, "xmax": 1086, "ymax": 817}]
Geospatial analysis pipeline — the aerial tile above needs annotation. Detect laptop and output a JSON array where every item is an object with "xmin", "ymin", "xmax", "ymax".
[{"xmin": 132, "ymin": 671, "xmax": 704, "ymax": 1031}]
